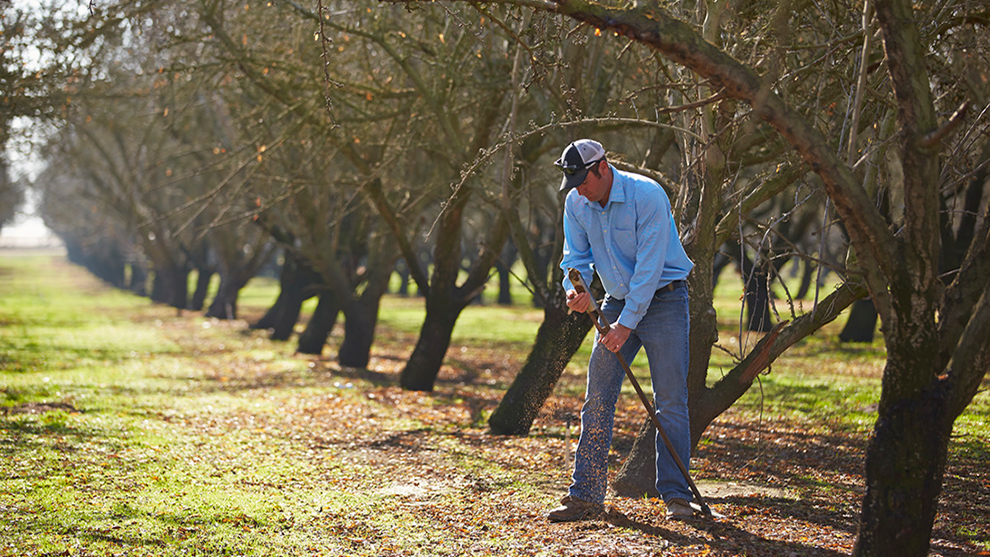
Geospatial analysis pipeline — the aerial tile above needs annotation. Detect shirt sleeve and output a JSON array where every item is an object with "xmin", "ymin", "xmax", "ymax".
[
  {"xmin": 616, "ymin": 186, "xmax": 668, "ymax": 330},
  {"xmin": 560, "ymin": 193, "xmax": 595, "ymax": 292}
]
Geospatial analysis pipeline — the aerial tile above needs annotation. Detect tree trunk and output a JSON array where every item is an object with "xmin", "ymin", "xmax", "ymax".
[
  {"xmin": 396, "ymin": 177, "xmax": 510, "ymax": 391},
  {"xmin": 268, "ymin": 288, "xmax": 310, "ymax": 341},
  {"xmin": 128, "ymin": 262, "xmax": 147, "ymax": 296},
  {"xmin": 732, "ymin": 243, "xmax": 774, "ymax": 332},
  {"xmin": 612, "ymin": 419, "xmax": 658, "ymax": 497},
  {"xmin": 399, "ymin": 296, "xmax": 464, "ymax": 391},
  {"xmin": 150, "ymin": 264, "xmax": 189, "ymax": 310},
  {"xmin": 250, "ymin": 253, "xmax": 319, "ymax": 339},
  {"xmin": 93, "ymin": 247, "xmax": 126, "ymax": 287},
  {"xmin": 397, "ymin": 190, "xmax": 468, "ymax": 392},
  {"xmin": 149, "ymin": 272, "xmax": 166, "ymax": 304},
  {"xmin": 795, "ymin": 258, "xmax": 815, "ymax": 300},
  {"xmin": 744, "ymin": 266, "xmax": 773, "ymax": 332},
  {"xmin": 496, "ymin": 242, "xmax": 517, "ymax": 306},
  {"xmin": 297, "ymin": 291, "xmax": 340, "ymax": 355},
  {"xmin": 530, "ymin": 232, "xmax": 555, "ymax": 309},
  {"xmin": 190, "ymin": 269, "xmax": 213, "ymax": 312},
  {"xmin": 171, "ymin": 269, "xmax": 189, "ymax": 310},
  {"xmin": 723, "ymin": 241, "xmax": 774, "ymax": 332},
  {"xmin": 394, "ymin": 259, "xmax": 410, "ymax": 296},
  {"xmin": 488, "ymin": 300, "xmax": 592, "ymax": 435},
  {"xmin": 615, "ymin": 270, "xmax": 720, "ymax": 496},
  {"xmin": 205, "ymin": 276, "xmax": 247, "ymax": 320},
  {"xmin": 336, "ymin": 255, "xmax": 396, "ymax": 368},
  {"xmin": 854, "ymin": 361, "xmax": 951, "ymax": 557},
  {"xmin": 711, "ymin": 251, "xmax": 731, "ymax": 288},
  {"xmin": 839, "ymin": 298, "xmax": 878, "ymax": 343},
  {"xmin": 495, "ymin": 260, "xmax": 513, "ymax": 305},
  {"xmin": 338, "ymin": 299, "xmax": 378, "ymax": 368}
]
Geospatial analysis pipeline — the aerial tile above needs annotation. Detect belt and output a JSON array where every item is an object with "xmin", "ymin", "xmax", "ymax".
[{"xmin": 657, "ymin": 280, "xmax": 686, "ymax": 293}]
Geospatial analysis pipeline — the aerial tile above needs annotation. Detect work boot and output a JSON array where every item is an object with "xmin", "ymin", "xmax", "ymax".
[
  {"xmin": 665, "ymin": 497, "xmax": 695, "ymax": 521},
  {"xmin": 547, "ymin": 495, "xmax": 603, "ymax": 522}
]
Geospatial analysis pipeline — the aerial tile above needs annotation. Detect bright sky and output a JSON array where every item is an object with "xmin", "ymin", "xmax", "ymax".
[
  {"xmin": 2, "ymin": 187, "xmax": 52, "ymax": 239},
  {"xmin": 2, "ymin": 215, "xmax": 50, "ymax": 238}
]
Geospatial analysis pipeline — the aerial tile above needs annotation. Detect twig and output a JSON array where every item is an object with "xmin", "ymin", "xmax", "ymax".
[{"xmin": 921, "ymin": 101, "xmax": 970, "ymax": 149}]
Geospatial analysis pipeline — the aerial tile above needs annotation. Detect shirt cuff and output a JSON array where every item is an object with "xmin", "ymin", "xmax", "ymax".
[{"xmin": 617, "ymin": 311, "xmax": 643, "ymax": 331}]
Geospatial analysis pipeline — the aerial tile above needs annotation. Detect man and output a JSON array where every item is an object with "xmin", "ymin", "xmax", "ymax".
[{"xmin": 548, "ymin": 139, "xmax": 695, "ymax": 522}]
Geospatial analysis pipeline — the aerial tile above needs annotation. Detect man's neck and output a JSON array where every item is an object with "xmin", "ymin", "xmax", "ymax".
[{"xmin": 599, "ymin": 167, "xmax": 613, "ymax": 208}]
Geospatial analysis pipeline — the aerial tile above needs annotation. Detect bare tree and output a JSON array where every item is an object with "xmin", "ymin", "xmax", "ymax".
[{"xmin": 478, "ymin": 0, "xmax": 988, "ymax": 554}]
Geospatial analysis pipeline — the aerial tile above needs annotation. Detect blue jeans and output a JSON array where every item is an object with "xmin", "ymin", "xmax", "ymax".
[{"xmin": 568, "ymin": 282, "xmax": 692, "ymax": 504}]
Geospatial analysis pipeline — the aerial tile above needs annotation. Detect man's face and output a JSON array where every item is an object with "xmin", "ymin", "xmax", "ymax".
[{"xmin": 575, "ymin": 160, "xmax": 609, "ymax": 204}]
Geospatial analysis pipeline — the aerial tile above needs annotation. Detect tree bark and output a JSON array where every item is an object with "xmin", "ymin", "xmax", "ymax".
[
  {"xmin": 496, "ymin": 242, "xmax": 518, "ymax": 306},
  {"xmin": 267, "ymin": 292, "xmax": 307, "ymax": 340},
  {"xmin": 393, "ymin": 259, "xmax": 411, "ymax": 296},
  {"xmin": 338, "ymin": 299, "xmax": 378, "ymax": 368},
  {"xmin": 488, "ymin": 294, "xmax": 592, "ymax": 435},
  {"xmin": 854, "ymin": 357, "xmax": 951, "ymax": 557},
  {"xmin": 399, "ymin": 294, "xmax": 466, "ymax": 390},
  {"xmin": 848, "ymin": 0, "xmax": 945, "ymax": 551},
  {"xmin": 612, "ymin": 419, "xmax": 658, "ymax": 497},
  {"xmin": 744, "ymin": 264, "xmax": 773, "ymax": 333},
  {"xmin": 795, "ymin": 258, "xmax": 815, "ymax": 300},
  {"xmin": 128, "ymin": 262, "xmax": 147, "ymax": 296},
  {"xmin": 297, "ymin": 291, "xmax": 340, "ymax": 355},
  {"xmin": 337, "ymin": 250, "xmax": 397, "ymax": 368},
  {"xmin": 150, "ymin": 263, "xmax": 189, "ymax": 310}
]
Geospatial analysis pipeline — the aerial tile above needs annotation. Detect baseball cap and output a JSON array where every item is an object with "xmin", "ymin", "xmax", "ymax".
[{"xmin": 555, "ymin": 139, "xmax": 606, "ymax": 192}]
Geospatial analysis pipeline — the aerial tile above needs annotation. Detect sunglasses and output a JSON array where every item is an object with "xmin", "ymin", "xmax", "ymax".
[{"xmin": 555, "ymin": 158, "xmax": 601, "ymax": 176}]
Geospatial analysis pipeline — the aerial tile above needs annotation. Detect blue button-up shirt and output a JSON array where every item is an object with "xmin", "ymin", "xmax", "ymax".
[{"xmin": 561, "ymin": 166, "xmax": 694, "ymax": 330}]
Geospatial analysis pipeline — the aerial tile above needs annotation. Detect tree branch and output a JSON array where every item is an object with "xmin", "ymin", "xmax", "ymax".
[
  {"xmin": 545, "ymin": 0, "xmax": 898, "ymax": 305},
  {"xmin": 921, "ymin": 102, "xmax": 969, "ymax": 149},
  {"xmin": 694, "ymin": 281, "xmax": 868, "ymax": 432},
  {"xmin": 946, "ymin": 286, "xmax": 990, "ymax": 421}
]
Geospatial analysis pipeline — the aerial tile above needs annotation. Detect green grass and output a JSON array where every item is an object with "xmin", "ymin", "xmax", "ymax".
[{"xmin": 1, "ymin": 257, "xmax": 364, "ymax": 555}]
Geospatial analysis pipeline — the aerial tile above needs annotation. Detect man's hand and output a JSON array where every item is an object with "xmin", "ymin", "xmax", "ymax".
[
  {"xmin": 565, "ymin": 289, "xmax": 592, "ymax": 314},
  {"xmin": 600, "ymin": 323, "xmax": 631, "ymax": 353}
]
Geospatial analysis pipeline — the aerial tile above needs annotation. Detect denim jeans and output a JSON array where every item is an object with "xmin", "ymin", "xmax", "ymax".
[{"xmin": 568, "ymin": 282, "xmax": 692, "ymax": 504}]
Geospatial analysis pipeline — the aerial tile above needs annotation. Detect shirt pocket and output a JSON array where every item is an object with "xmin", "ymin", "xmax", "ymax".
[{"xmin": 612, "ymin": 223, "xmax": 637, "ymax": 261}]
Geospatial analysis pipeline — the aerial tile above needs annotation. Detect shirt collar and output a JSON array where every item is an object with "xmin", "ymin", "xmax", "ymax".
[{"xmin": 607, "ymin": 167, "xmax": 627, "ymax": 205}]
